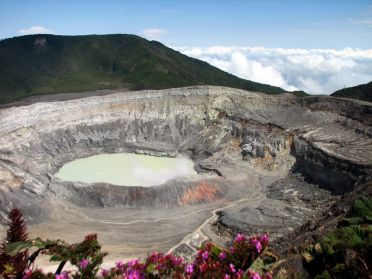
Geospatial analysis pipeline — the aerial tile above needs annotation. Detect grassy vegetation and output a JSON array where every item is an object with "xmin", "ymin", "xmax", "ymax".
[
  {"xmin": 290, "ymin": 90, "xmax": 309, "ymax": 97},
  {"xmin": 331, "ymin": 81, "xmax": 372, "ymax": 103},
  {"xmin": 0, "ymin": 34, "xmax": 288, "ymax": 104},
  {"xmin": 303, "ymin": 196, "xmax": 372, "ymax": 278}
]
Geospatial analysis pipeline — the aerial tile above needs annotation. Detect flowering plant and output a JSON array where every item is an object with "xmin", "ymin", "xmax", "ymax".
[
  {"xmin": 4, "ymin": 232, "xmax": 272, "ymax": 279},
  {"xmin": 1, "ymin": 209, "xmax": 273, "ymax": 278},
  {"xmin": 189, "ymin": 233, "xmax": 271, "ymax": 279}
]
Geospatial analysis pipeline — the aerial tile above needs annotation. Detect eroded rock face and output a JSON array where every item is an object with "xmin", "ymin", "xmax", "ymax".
[
  {"xmin": 0, "ymin": 86, "xmax": 371, "ymax": 207},
  {"xmin": 0, "ymin": 86, "xmax": 370, "ymax": 259}
]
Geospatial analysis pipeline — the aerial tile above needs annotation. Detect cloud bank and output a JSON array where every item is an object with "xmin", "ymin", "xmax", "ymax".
[
  {"xmin": 176, "ymin": 46, "xmax": 372, "ymax": 94},
  {"xmin": 18, "ymin": 26, "xmax": 52, "ymax": 35}
]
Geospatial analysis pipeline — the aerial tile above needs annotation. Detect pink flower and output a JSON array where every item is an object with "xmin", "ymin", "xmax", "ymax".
[
  {"xmin": 127, "ymin": 270, "xmax": 141, "ymax": 279},
  {"xmin": 235, "ymin": 233, "xmax": 247, "ymax": 242},
  {"xmin": 55, "ymin": 271, "xmax": 69, "ymax": 279},
  {"xmin": 250, "ymin": 272, "xmax": 261, "ymax": 279},
  {"xmin": 236, "ymin": 270, "xmax": 244, "ymax": 278},
  {"xmin": 116, "ymin": 260, "xmax": 125, "ymax": 271},
  {"xmin": 22, "ymin": 268, "xmax": 33, "ymax": 279},
  {"xmin": 127, "ymin": 259, "xmax": 139, "ymax": 267},
  {"xmin": 260, "ymin": 233, "xmax": 269, "ymax": 244},
  {"xmin": 219, "ymin": 251, "xmax": 227, "ymax": 260},
  {"xmin": 171, "ymin": 256, "xmax": 183, "ymax": 266},
  {"xmin": 199, "ymin": 262, "xmax": 207, "ymax": 273},
  {"xmin": 79, "ymin": 258, "xmax": 89, "ymax": 269},
  {"xmin": 229, "ymin": 263, "xmax": 236, "ymax": 273},
  {"xmin": 247, "ymin": 270, "xmax": 262, "ymax": 279},
  {"xmin": 202, "ymin": 251, "xmax": 209, "ymax": 260},
  {"xmin": 224, "ymin": 274, "xmax": 231, "ymax": 279},
  {"xmin": 100, "ymin": 268, "xmax": 109, "ymax": 277},
  {"xmin": 251, "ymin": 239, "xmax": 263, "ymax": 253},
  {"xmin": 185, "ymin": 264, "xmax": 194, "ymax": 274}
]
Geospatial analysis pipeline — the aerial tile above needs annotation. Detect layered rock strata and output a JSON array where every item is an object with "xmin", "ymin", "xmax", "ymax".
[{"xmin": 0, "ymin": 86, "xmax": 370, "ymax": 260}]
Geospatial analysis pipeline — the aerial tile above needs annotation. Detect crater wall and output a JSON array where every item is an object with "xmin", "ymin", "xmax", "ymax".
[{"xmin": 0, "ymin": 86, "xmax": 371, "ymax": 221}]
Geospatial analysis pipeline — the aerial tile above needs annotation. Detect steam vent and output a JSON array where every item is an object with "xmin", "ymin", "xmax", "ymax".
[{"xmin": 0, "ymin": 86, "xmax": 371, "ymax": 261}]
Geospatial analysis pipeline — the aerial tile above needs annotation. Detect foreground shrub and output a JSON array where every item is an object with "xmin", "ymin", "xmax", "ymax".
[
  {"xmin": 3, "ymin": 228, "xmax": 272, "ymax": 278},
  {"xmin": 5, "ymin": 234, "xmax": 106, "ymax": 279},
  {"xmin": 0, "ymin": 208, "xmax": 29, "ymax": 278},
  {"xmin": 2, "ymin": 197, "xmax": 371, "ymax": 278},
  {"xmin": 302, "ymin": 196, "xmax": 372, "ymax": 278}
]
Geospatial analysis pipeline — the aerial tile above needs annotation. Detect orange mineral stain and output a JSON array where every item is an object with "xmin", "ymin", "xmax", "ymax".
[{"xmin": 179, "ymin": 181, "xmax": 221, "ymax": 205}]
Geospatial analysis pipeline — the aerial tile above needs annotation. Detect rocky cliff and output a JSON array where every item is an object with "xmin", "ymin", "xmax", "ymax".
[{"xmin": 0, "ymin": 86, "xmax": 370, "ymax": 259}]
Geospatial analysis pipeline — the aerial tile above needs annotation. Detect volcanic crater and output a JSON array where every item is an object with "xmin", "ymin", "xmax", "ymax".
[{"xmin": 0, "ymin": 86, "xmax": 371, "ymax": 262}]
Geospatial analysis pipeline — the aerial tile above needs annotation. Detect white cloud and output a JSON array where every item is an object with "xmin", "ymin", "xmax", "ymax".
[
  {"xmin": 142, "ymin": 28, "xmax": 167, "ymax": 40},
  {"xmin": 18, "ymin": 26, "xmax": 52, "ymax": 35},
  {"xmin": 133, "ymin": 156, "xmax": 196, "ymax": 186},
  {"xmin": 175, "ymin": 46, "xmax": 372, "ymax": 94},
  {"xmin": 348, "ymin": 18, "xmax": 372, "ymax": 27}
]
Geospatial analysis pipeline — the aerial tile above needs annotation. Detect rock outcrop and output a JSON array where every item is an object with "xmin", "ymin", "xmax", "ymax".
[{"xmin": 0, "ymin": 86, "xmax": 370, "ymax": 259}]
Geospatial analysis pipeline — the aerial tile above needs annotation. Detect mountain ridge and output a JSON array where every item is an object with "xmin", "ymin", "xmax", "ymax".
[
  {"xmin": 0, "ymin": 34, "xmax": 289, "ymax": 104},
  {"xmin": 331, "ymin": 81, "xmax": 372, "ymax": 103}
]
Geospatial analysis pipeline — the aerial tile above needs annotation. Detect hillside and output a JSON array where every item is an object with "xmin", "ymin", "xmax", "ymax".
[
  {"xmin": 0, "ymin": 34, "xmax": 287, "ymax": 104},
  {"xmin": 331, "ymin": 81, "xmax": 372, "ymax": 102}
]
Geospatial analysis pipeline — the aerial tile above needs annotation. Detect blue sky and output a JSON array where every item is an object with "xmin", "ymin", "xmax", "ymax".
[
  {"xmin": 0, "ymin": 0, "xmax": 371, "ymax": 94},
  {"xmin": 0, "ymin": 0, "xmax": 371, "ymax": 48}
]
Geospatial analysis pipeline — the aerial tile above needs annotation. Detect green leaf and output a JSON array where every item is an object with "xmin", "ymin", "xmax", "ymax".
[
  {"xmin": 353, "ymin": 197, "xmax": 372, "ymax": 219},
  {"xmin": 342, "ymin": 217, "xmax": 363, "ymax": 226},
  {"xmin": 5, "ymin": 241, "xmax": 33, "ymax": 256},
  {"xmin": 302, "ymin": 251, "xmax": 314, "ymax": 263},
  {"xmin": 49, "ymin": 255, "xmax": 63, "ymax": 262},
  {"xmin": 145, "ymin": 263, "xmax": 157, "ymax": 274},
  {"xmin": 3, "ymin": 264, "xmax": 14, "ymax": 275},
  {"xmin": 314, "ymin": 243, "xmax": 323, "ymax": 254},
  {"xmin": 33, "ymin": 238, "xmax": 56, "ymax": 249},
  {"xmin": 250, "ymin": 257, "xmax": 265, "ymax": 272},
  {"xmin": 210, "ymin": 245, "xmax": 222, "ymax": 258}
]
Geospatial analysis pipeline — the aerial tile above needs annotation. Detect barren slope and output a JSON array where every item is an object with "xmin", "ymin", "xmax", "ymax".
[{"xmin": 0, "ymin": 86, "xmax": 370, "ymax": 263}]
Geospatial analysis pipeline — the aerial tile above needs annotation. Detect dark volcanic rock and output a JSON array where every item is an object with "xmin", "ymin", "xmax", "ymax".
[{"xmin": 216, "ymin": 175, "xmax": 336, "ymax": 240}]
